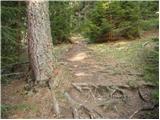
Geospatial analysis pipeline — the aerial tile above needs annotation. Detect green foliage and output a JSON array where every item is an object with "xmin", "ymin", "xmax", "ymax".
[
  {"xmin": 152, "ymin": 90, "xmax": 159, "ymax": 103},
  {"xmin": 112, "ymin": 1, "xmax": 141, "ymax": 39},
  {"xmin": 1, "ymin": 104, "xmax": 37, "ymax": 118},
  {"xmin": 140, "ymin": 1, "xmax": 158, "ymax": 19},
  {"xmin": 1, "ymin": 76, "xmax": 11, "ymax": 85},
  {"xmin": 82, "ymin": 1, "xmax": 112, "ymax": 42},
  {"xmin": 141, "ymin": 18, "xmax": 159, "ymax": 31},
  {"xmin": 1, "ymin": 2, "xmax": 26, "ymax": 67},
  {"xmin": 49, "ymin": 2, "xmax": 73, "ymax": 44},
  {"xmin": 2, "ymin": 1, "xmax": 159, "ymax": 67},
  {"xmin": 81, "ymin": 1, "xmax": 158, "ymax": 42},
  {"xmin": 143, "ymin": 38, "xmax": 159, "ymax": 101},
  {"xmin": 1, "ymin": 104, "xmax": 11, "ymax": 118},
  {"xmin": 143, "ymin": 38, "xmax": 159, "ymax": 85}
]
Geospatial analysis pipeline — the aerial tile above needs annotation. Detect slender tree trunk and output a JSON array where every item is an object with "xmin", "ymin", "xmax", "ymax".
[{"xmin": 27, "ymin": 1, "xmax": 54, "ymax": 84}]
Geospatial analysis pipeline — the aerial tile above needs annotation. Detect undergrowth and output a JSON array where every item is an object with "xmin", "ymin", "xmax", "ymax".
[
  {"xmin": 1, "ymin": 104, "xmax": 37, "ymax": 118},
  {"xmin": 88, "ymin": 36, "xmax": 159, "ymax": 102}
]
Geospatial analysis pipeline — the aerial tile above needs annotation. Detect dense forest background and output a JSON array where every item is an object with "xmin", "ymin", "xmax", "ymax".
[{"xmin": 2, "ymin": 1, "xmax": 158, "ymax": 66}]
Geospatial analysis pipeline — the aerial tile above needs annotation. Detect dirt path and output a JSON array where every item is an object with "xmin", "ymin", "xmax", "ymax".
[
  {"xmin": 58, "ymin": 36, "xmax": 158, "ymax": 119},
  {"xmin": 2, "ymin": 33, "xmax": 158, "ymax": 119}
]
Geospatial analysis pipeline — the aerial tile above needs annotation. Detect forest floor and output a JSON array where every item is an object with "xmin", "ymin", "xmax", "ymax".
[{"xmin": 1, "ymin": 31, "xmax": 159, "ymax": 119}]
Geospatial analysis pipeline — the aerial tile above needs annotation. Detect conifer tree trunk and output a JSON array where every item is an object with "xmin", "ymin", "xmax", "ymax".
[{"xmin": 27, "ymin": 1, "xmax": 54, "ymax": 85}]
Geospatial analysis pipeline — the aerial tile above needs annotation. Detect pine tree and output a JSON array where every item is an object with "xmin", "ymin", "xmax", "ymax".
[{"xmin": 27, "ymin": 1, "xmax": 54, "ymax": 84}]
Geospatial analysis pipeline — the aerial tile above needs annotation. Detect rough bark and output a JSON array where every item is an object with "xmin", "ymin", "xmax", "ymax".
[
  {"xmin": 27, "ymin": 1, "xmax": 54, "ymax": 84},
  {"xmin": 27, "ymin": 1, "xmax": 60, "ymax": 116}
]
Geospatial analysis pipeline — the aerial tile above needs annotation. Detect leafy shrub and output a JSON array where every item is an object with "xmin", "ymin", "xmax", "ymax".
[
  {"xmin": 1, "ymin": 2, "xmax": 26, "ymax": 67},
  {"xmin": 141, "ymin": 18, "xmax": 159, "ymax": 31},
  {"xmin": 143, "ymin": 38, "xmax": 159, "ymax": 101},
  {"xmin": 49, "ymin": 2, "xmax": 73, "ymax": 44},
  {"xmin": 81, "ymin": 1, "xmax": 158, "ymax": 42},
  {"xmin": 81, "ymin": 2, "xmax": 112, "ymax": 42}
]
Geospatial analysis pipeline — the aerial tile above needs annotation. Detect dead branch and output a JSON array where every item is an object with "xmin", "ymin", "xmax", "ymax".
[
  {"xmin": 142, "ymin": 41, "xmax": 150, "ymax": 47},
  {"xmin": 129, "ymin": 109, "xmax": 140, "ymax": 119},
  {"xmin": 72, "ymin": 83, "xmax": 82, "ymax": 92}
]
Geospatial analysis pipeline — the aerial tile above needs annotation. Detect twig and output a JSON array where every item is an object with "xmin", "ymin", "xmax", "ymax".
[
  {"xmin": 142, "ymin": 41, "xmax": 150, "ymax": 47},
  {"xmin": 114, "ymin": 105, "xmax": 118, "ymax": 113},
  {"xmin": 72, "ymin": 83, "xmax": 82, "ymax": 92},
  {"xmin": 129, "ymin": 109, "xmax": 140, "ymax": 119}
]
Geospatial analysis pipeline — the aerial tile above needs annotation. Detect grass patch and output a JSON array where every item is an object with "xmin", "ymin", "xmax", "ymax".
[
  {"xmin": 88, "ymin": 36, "xmax": 159, "ymax": 102},
  {"xmin": 53, "ymin": 44, "xmax": 71, "ymax": 61},
  {"xmin": 141, "ymin": 18, "xmax": 159, "ymax": 31},
  {"xmin": 1, "ymin": 103, "xmax": 38, "ymax": 118},
  {"xmin": 142, "ymin": 38, "xmax": 159, "ymax": 102},
  {"xmin": 88, "ymin": 36, "xmax": 157, "ymax": 72}
]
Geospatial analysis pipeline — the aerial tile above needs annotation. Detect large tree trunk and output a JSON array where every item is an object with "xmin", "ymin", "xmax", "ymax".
[{"xmin": 27, "ymin": 1, "xmax": 54, "ymax": 84}]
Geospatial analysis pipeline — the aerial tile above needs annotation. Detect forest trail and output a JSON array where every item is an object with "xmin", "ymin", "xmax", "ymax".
[
  {"xmin": 2, "ymin": 32, "xmax": 158, "ymax": 119},
  {"xmin": 58, "ymin": 33, "xmax": 158, "ymax": 118}
]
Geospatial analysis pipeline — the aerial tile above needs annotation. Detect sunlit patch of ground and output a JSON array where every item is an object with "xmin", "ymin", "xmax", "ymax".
[
  {"xmin": 68, "ymin": 52, "xmax": 88, "ymax": 61},
  {"xmin": 114, "ymin": 41, "xmax": 128, "ymax": 46},
  {"xmin": 74, "ymin": 72, "xmax": 92, "ymax": 77}
]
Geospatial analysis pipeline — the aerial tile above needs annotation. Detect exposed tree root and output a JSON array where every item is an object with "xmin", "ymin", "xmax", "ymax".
[
  {"xmin": 110, "ymin": 88, "xmax": 124, "ymax": 98},
  {"xmin": 138, "ymin": 88, "xmax": 149, "ymax": 102},
  {"xmin": 48, "ymin": 80, "xmax": 60, "ymax": 118},
  {"xmin": 72, "ymin": 82, "xmax": 156, "ymax": 91},
  {"xmin": 129, "ymin": 103, "xmax": 159, "ymax": 119},
  {"xmin": 71, "ymin": 82, "xmax": 157, "ymax": 118},
  {"xmin": 64, "ymin": 91, "xmax": 103, "ymax": 119},
  {"xmin": 72, "ymin": 83, "xmax": 127, "ymax": 99},
  {"xmin": 142, "ymin": 83, "xmax": 157, "ymax": 88}
]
